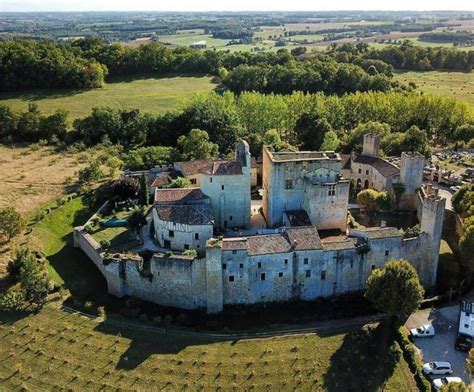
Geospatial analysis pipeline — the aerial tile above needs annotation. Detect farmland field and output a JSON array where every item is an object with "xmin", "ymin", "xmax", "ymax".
[
  {"xmin": 0, "ymin": 75, "xmax": 218, "ymax": 120},
  {"xmin": 0, "ymin": 307, "xmax": 417, "ymax": 391},
  {"xmin": 394, "ymin": 71, "xmax": 474, "ymax": 108}
]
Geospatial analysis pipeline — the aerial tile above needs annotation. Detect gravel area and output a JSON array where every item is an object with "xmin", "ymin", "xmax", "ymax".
[{"xmin": 406, "ymin": 305, "xmax": 471, "ymax": 385}]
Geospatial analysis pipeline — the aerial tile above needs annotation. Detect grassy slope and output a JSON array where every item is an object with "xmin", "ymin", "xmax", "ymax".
[
  {"xmin": 31, "ymin": 196, "xmax": 106, "ymax": 301},
  {"xmin": 394, "ymin": 70, "xmax": 474, "ymax": 108},
  {"xmin": 0, "ymin": 307, "xmax": 416, "ymax": 391},
  {"xmin": 0, "ymin": 75, "xmax": 217, "ymax": 120}
]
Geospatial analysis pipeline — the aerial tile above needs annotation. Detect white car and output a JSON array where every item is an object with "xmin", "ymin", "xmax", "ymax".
[
  {"xmin": 433, "ymin": 377, "xmax": 463, "ymax": 391},
  {"xmin": 410, "ymin": 324, "xmax": 435, "ymax": 338},
  {"xmin": 422, "ymin": 361, "xmax": 453, "ymax": 375}
]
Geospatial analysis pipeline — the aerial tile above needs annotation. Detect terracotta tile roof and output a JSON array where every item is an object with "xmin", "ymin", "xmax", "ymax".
[
  {"xmin": 286, "ymin": 226, "xmax": 322, "ymax": 250},
  {"xmin": 352, "ymin": 154, "xmax": 399, "ymax": 178},
  {"xmin": 149, "ymin": 170, "xmax": 179, "ymax": 188},
  {"xmin": 321, "ymin": 236, "xmax": 357, "ymax": 251},
  {"xmin": 177, "ymin": 159, "xmax": 243, "ymax": 176},
  {"xmin": 154, "ymin": 188, "xmax": 208, "ymax": 204},
  {"xmin": 284, "ymin": 210, "xmax": 312, "ymax": 227},
  {"xmin": 247, "ymin": 234, "xmax": 292, "ymax": 256},
  {"xmin": 356, "ymin": 227, "xmax": 402, "ymax": 239},
  {"xmin": 222, "ymin": 238, "xmax": 248, "ymax": 251},
  {"xmin": 155, "ymin": 205, "xmax": 214, "ymax": 225}
]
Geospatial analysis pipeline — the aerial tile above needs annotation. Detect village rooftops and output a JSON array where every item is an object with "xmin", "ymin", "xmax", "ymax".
[
  {"xmin": 350, "ymin": 227, "xmax": 402, "ymax": 240},
  {"xmin": 154, "ymin": 187, "xmax": 209, "ymax": 204},
  {"xmin": 264, "ymin": 146, "xmax": 341, "ymax": 163},
  {"xmin": 176, "ymin": 159, "xmax": 243, "ymax": 176},
  {"xmin": 155, "ymin": 204, "xmax": 214, "ymax": 226}
]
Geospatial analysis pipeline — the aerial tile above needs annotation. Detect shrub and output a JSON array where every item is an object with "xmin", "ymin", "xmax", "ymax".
[
  {"xmin": 99, "ymin": 240, "xmax": 111, "ymax": 249},
  {"xmin": 0, "ymin": 289, "xmax": 26, "ymax": 311},
  {"xmin": 84, "ymin": 301, "xmax": 94, "ymax": 312}
]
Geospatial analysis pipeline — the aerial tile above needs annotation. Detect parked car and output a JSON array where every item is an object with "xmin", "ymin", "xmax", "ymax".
[
  {"xmin": 422, "ymin": 361, "xmax": 453, "ymax": 375},
  {"xmin": 432, "ymin": 377, "xmax": 463, "ymax": 391},
  {"xmin": 449, "ymin": 186, "xmax": 461, "ymax": 193},
  {"xmin": 410, "ymin": 324, "xmax": 435, "ymax": 338}
]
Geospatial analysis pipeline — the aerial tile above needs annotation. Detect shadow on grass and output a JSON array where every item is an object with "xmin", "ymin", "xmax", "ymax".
[{"xmin": 323, "ymin": 322, "xmax": 400, "ymax": 392}]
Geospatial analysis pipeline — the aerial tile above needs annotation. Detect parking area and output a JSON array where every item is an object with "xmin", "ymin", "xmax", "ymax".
[{"xmin": 406, "ymin": 305, "xmax": 471, "ymax": 385}]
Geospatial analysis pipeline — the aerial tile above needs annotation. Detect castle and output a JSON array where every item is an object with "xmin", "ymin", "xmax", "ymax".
[{"xmin": 74, "ymin": 135, "xmax": 445, "ymax": 314}]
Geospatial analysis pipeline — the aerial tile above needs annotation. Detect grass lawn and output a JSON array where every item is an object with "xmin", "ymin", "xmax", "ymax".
[
  {"xmin": 0, "ymin": 75, "xmax": 218, "ymax": 120},
  {"xmin": 31, "ymin": 196, "xmax": 107, "ymax": 301},
  {"xmin": 0, "ymin": 307, "xmax": 417, "ymax": 391},
  {"xmin": 393, "ymin": 70, "xmax": 474, "ymax": 108}
]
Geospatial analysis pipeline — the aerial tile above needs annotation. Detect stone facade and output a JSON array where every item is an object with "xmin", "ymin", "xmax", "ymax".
[{"xmin": 262, "ymin": 147, "xmax": 349, "ymax": 230}]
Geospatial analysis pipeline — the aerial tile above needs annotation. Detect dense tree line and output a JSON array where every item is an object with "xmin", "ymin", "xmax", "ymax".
[
  {"xmin": 327, "ymin": 41, "xmax": 474, "ymax": 72},
  {"xmin": 1, "ymin": 90, "xmax": 471, "ymax": 157},
  {"xmin": 0, "ymin": 40, "xmax": 107, "ymax": 91},
  {"xmin": 419, "ymin": 31, "xmax": 474, "ymax": 45},
  {"xmin": 2, "ymin": 38, "xmax": 472, "ymax": 94}
]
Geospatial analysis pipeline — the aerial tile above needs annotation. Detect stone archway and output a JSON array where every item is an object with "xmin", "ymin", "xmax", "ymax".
[{"xmin": 364, "ymin": 180, "xmax": 369, "ymax": 189}]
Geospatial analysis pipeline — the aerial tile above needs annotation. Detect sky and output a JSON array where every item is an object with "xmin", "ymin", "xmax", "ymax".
[{"xmin": 1, "ymin": 0, "xmax": 474, "ymax": 13}]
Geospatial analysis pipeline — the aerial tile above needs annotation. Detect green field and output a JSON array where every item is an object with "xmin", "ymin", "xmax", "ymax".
[
  {"xmin": 394, "ymin": 70, "xmax": 474, "ymax": 108},
  {"xmin": 0, "ymin": 307, "xmax": 417, "ymax": 391},
  {"xmin": 0, "ymin": 75, "xmax": 218, "ymax": 120}
]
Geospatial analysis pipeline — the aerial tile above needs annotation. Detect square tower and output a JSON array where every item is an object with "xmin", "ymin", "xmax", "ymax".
[{"xmin": 362, "ymin": 134, "xmax": 380, "ymax": 157}]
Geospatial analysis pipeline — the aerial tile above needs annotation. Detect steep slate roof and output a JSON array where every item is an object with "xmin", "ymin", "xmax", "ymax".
[
  {"xmin": 340, "ymin": 154, "xmax": 352, "ymax": 170},
  {"xmin": 352, "ymin": 154, "xmax": 399, "ymax": 178},
  {"xmin": 155, "ymin": 205, "xmax": 214, "ymax": 225},
  {"xmin": 356, "ymin": 227, "xmax": 402, "ymax": 239},
  {"xmin": 154, "ymin": 188, "xmax": 208, "ymax": 204},
  {"xmin": 286, "ymin": 227, "xmax": 322, "ymax": 250},
  {"xmin": 177, "ymin": 159, "xmax": 242, "ymax": 176}
]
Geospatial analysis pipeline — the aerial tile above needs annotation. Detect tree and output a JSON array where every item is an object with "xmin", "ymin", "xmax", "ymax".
[
  {"xmin": 295, "ymin": 114, "xmax": 333, "ymax": 151},
  {"xmin": 454, "ymin": 124, "xmax": 474, "ymax": 143},
  {"xmin": 18, "ymin": 250, "xmax": 50, "ymax": 309},
  {"xmin": 439, "ymin": 382, "xmax": 470, "ymax": 392},
  {"xmin": 320, "ymin": 130, "xmax": 340, "ymax": 151},
  {"xmin": 170, "ymin": 177, "xmax": 192, "ymax": 188},
  {"xmin": 365, "ymin": 260, "xmax": 424, "ymax": 321},
  {"xmin": 392, "ymin": 182, "xmax": 406, "ymax": 211},
  {"xmin": 114, "ymin": 178, "xmax": 139, "ymax": 200},
  {"xmin": 127, "ymin": 206, "xmax": 147, "ymax": 236},
  {"xmin": 78, "ymin": 160, "xmax": 104, "ymax": 183},
  {"xmin": 177, "ymin": 129, "xmax": 219, "ymax": 160},
  {"xmin": 376, "ymin": 191, "xmax": 393, "ymax": 212},
  {"xmin": 357, "ymin": 189, "xmax": 380, "ymax": 223},
  {"xmin": 466, "ymin": 348, "xmax": 474, "ymax": 383},
  {"xmin": 138, "ymin": 173, "xmax": 149, "ymax": 206},
  {"xmin": 0, "ymin": 207, "xmax": 24, "ymax": 241},
  {"xmin": 401, "ymin": 125, "xmax": 430, "ymax": 156},
  {"xmin": 459, "ymin": 224, "xmax": 474, "ymax": 272},
  {"xmin": 106, "ymin": 156, "xmax": 123, "ymax": 178}
]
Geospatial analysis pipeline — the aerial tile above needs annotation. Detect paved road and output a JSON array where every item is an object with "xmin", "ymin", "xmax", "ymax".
[{"xmin": 406, "ymin": 305, "xmax": 471, "ymax": 385}]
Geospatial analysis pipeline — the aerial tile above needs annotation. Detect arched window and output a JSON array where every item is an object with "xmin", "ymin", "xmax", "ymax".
[{"xmin": 364, "ymin": 180, "xmax": 369, "ymax": 189}]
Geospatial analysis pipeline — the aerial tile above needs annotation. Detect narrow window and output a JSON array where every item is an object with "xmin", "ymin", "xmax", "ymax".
[
  {"xmin": 169, "ymin": 230, "xmax": 174, "ymax": 238},
  {"xmin": 284, "ymin": 259, "xmax": 288, "ymax": 265},
  {"xmin": 229, "ymin": 216, "xmax": 233, "ymax": 221},
  {"xmin": 210, "ymin": 177, "xmax": 213, "ymax": 183},
  {"xmin": 221, "ymin": 185, "xmax": 225, "ymax": 191},
  {"xmin": 321, "ymin": 271, "xmax": 326, "ymax": 280},
  {"xmin": 184, "ymin": 244, "xmax": 189, "ymax": 250},
  {"xmin": 223, "ymin": 263, "xmax": 227, "ymax": 270},
  {"xmin": 195, "ymin": 233, "xmax": 199, "ymax": 240},
  {"xmin": 285, "ymin": 179, "xmax": 293, "ymax": 190},
  {"xmin": 358, "ymin": 168, "xmax": 362, "ymax": 174},
  {"xmin": 279, "ymin": 272, "xmax": 283, "ymax": 277},
  {"xmin": 305, "ymin": 270, "xmax": 311, "ymax": 278},
  {"xmin": 366, "ymin": 170, "xmax": 369, "ymax": 175},
  {"xmin": 229, "ymin": 276, "xmax": 234, "ymax": 282},
  {"xmin": 304, "ymin": 258, "xmax": 309, "ymax": 265},
  {"xmin": 385, "ymin": 250, "xmax": 389, "ymax": 256},
  {"xmin": 191, "ymin": 178, "xmax": 197, "ymax": 185},
  {"xmin": 232, "ymin": 250, "xmax": 237, "ymax": 254},
  {"xmin": 350, "ymin": 260, "xmax": 353, "ymax": 268},
  {"xmin": 239, "ymin": 263, "xmax": 243, "ymax": 269},
  {"xmin": 371, "ymin": 265, "xmax": 376, "ymax": 270},
  {"xmin": 258, "ymin": 262, "xmax": 262, "ymax": 268},
  {"xmin": 260, "ymin": 273, "xmax": 266, "ymax": 281}
]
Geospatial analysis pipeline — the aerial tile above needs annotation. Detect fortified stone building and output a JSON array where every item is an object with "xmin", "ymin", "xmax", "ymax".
[{"xmin": 74, "ymin": 136, "xmax": 445, "ymax": 313}]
